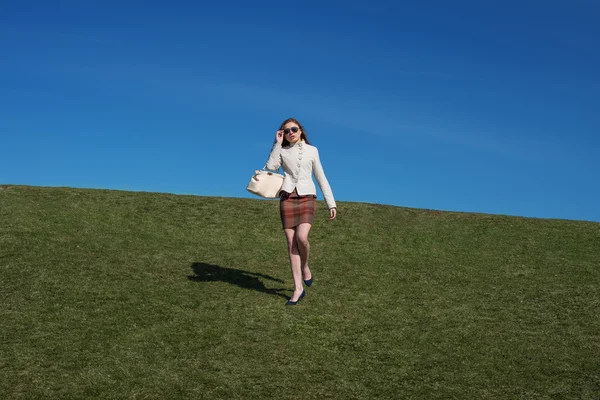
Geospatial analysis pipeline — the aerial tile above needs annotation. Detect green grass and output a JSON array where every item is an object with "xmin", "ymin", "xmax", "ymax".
[{"xmin": 1, "ymin": 184, "xmax": 599, "ymax": 399}]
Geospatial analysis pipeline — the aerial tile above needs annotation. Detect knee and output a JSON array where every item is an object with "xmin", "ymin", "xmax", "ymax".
[
  {"xmin": 296, "ymin": 235, "xmax": 310, "ymax": 249},
  {"xmin": 287, "ymin": 240, "xmax": 298, "ymax": 254}
]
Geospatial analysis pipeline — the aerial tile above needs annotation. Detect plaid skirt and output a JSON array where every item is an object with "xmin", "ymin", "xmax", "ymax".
[{"xmin": 280, "ymin": 189, "xmax": 317, "ymax": 229}]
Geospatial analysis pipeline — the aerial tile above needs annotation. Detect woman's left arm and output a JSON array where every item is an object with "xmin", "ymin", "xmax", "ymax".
[{"xmin": 313, "ymin": 148, "xmax": 337, "ymax": 219}]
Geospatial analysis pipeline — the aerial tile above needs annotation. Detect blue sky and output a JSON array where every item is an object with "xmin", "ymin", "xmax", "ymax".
[{"xmin": 1, "ymin": 0, "xmax": 599, "ymax": 222}]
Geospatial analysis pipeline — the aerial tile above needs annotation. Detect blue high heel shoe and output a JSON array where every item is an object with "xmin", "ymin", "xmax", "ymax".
[
  {"xmin": 285, "ymin": 290, "xmax": 305, "ymax": 306},
  {"xmin": 303, "ymin": 277, "xmax": 313, "ymax": 287}
]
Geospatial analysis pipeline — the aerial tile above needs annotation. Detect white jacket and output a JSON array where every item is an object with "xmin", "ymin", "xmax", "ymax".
[{"xmin": 266, "ymin": 140, "xmax": 336, "ymax": 209}]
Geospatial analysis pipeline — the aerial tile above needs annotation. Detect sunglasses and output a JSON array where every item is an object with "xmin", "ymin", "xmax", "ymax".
[{"xmin": 283, "ymin": 127, "xmax": 299, "ymax": 135}]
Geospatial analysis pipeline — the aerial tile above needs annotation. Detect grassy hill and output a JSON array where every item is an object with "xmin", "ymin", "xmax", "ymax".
[{"xmin": 1, "ymin": 185, "xmax": 599, "ymax": 399}]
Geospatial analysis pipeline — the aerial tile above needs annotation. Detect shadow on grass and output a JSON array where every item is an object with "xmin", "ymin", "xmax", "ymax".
[{"xmin": 188, "ymin": 263, "xmax": 288, "ymax": 299}]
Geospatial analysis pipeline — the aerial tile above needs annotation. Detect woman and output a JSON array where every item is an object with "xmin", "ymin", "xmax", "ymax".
[{"xmin": 266, "ymin": 118, "xmax": 337, "ymax": 305}]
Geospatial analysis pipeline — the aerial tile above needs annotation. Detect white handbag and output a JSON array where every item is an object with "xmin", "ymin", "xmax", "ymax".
[{"xmin": 246, "ymin": 167, "xmax": 284, "ymax": 199}]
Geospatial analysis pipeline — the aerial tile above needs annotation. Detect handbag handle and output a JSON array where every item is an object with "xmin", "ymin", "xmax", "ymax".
[{"xmin": 261, "ymin": 165, "xmax": 282, "ymax": 174}]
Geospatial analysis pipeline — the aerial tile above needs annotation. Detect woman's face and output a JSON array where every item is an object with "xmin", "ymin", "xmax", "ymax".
[{"xmin": 283, "ymin": 122, "xmax": 302, "ymax": 143}]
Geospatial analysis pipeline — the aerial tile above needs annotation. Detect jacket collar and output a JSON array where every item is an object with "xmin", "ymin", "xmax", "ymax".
[{"xmin": 286, "ymin": 140, "xmax": 305, "ymax": 148}]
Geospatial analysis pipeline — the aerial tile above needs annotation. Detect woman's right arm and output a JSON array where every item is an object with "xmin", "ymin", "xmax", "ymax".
[{"xmin": 266, "ymin": 130, "xmax": 284, "ymax": 170}]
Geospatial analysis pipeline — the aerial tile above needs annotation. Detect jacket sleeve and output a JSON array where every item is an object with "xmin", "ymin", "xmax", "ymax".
[
  {"xmin": 266, "ymin": 143, "xmax": 282, "ymax": 171},
  {"xmin": 313, "ymin": 148, "xmax": 336, "ymax": 209}
]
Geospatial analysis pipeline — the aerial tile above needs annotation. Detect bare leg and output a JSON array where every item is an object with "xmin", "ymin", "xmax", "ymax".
[
  {"xmin": 295, "ymin": 223, "xmax": 313, "ymax": 282},
  {"xmin": 284, "ymin": 228, "xmax": 303, "ymax": 301}
]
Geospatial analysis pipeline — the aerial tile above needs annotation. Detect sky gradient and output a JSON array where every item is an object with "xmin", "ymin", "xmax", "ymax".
[{"xmin": 1, "ymin": 0, "xmax": 599, "ymax": 222}]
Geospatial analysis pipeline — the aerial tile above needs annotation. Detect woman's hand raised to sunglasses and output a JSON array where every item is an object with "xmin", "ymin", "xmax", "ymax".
[{"xmin": 276, "ymin": 130, "xmax": 284, "ymax": 145}]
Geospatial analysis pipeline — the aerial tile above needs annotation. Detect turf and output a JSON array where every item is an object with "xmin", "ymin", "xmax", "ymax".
[{"xmin": 1, "ymin": 185, "xmax": 599, "ymax": 399}]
